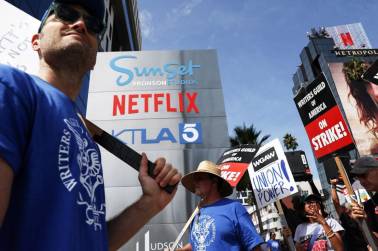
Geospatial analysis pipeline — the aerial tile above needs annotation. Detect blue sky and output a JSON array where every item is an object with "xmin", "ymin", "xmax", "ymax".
[{"xmin": 138, "ymin": 0, "xmax": 378, "ymax": 183}]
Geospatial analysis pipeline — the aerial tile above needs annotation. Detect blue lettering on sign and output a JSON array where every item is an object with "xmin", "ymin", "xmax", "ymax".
[
  {"xmin": 251, "ymin": 162, "xmax": 289, "ymax": 205},
  {"xmin": 179, "ymin": 123, "xmax": 202, "ymax": 144},
  {"xmin": 109, "ymin": 55, "xmax": 136, "ymax": 86},
  {"xmin": 112, "ymin": 123, "xmax": 202, "ymax": 145},
  {"xmin": 109, "ymin": 55, "xmax": 201, "ymax": 86}
]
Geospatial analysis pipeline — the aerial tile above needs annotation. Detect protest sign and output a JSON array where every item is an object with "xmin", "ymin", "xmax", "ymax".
[
  {"xmin": 216, "ymin": 144, "xmax": 259, "ymax": 187},
  {"xmin": 294, "ymin": 73, "xmax": 354, "ymax": 159},
  {"xmin": 248, "ymin": 139, "xmax": 298, "ymax": 208},
  {"xmin": 0, "ymin": 1, "xmax": 39, "ymax": 74}
]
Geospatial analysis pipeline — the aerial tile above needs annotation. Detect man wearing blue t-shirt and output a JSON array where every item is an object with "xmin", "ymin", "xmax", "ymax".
[
  {"xmin": 266, "ymin": 232, "xmax": 281, "ymax": 251},
  {"xmin": 0, "ymin": 0, "xmax": 181, "ymax": 250},
  {"xmin": 178, "ymin": 161, "xmax": 263, "ymax": 251}
]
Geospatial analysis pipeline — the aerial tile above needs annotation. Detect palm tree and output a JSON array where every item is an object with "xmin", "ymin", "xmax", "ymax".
[
  {"xmin": 229, "ymin": 123, "xmax": 270, "ymax": 191},
  {"xmin": 283, "ymin": 133, "xmax": 298, "ymax": 151},
  {"xmin": 230, "ymin": 123, "xmax": 270, "ymax": 147}
]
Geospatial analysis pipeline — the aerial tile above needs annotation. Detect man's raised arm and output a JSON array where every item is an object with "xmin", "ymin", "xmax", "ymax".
[{"xmin": 107, "ymin": 153, "xmax": 181, "ymax": 251}]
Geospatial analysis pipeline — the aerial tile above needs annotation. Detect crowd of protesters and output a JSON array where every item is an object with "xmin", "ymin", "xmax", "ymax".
[{"xmin": 0, "ymin": 0, "xmax": 377, "ymax": 250}]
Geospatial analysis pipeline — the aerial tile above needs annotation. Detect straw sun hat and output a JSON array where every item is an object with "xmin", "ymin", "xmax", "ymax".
[{"xmin": 181, "ymin": 160, "xmax": 233, "ymax": 197}]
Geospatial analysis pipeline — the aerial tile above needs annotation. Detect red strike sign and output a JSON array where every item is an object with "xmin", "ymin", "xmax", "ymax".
[
  {"xmin": 305, "ymin": 106, "xmax": 353, "ymax": 159},
  {"xmin": 219, "ymin": 163, "xmax": 249, "ymax": 187},
  {"xmin": 112, "ymin": 92, "xmax": 199, "ymax": 115}
]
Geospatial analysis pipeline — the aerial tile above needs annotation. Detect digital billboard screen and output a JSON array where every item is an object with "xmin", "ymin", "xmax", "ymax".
[{"xmin": 329, "ymin": 61, "xmax": 378, "ymax": 156}]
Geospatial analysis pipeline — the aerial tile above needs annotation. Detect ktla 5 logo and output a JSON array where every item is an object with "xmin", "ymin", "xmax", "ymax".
[
  {"xmin": 179, "ymin": 123, "xmax": 202, "ymax": 144},
  {"xmin": 112, "ymin": 123, "xmax": 203, "ymax": 145}
]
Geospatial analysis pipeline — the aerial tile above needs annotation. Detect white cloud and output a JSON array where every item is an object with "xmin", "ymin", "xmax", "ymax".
[
  {"xmin": 172, "ymin": 0, "xmax": 203, "ymax": 17},
  {"xmin": 139, "ymin": 9, "xmax": 155, "ymax": 41}
]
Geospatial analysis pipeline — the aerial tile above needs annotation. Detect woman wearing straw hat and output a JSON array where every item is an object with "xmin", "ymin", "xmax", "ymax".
[{"xmin": 177, "ymin": 160, "xmax": 263, "ymax": 251}]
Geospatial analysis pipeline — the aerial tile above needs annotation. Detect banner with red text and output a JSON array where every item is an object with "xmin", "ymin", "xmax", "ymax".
[
  {"xmin": 216, "ymin": 145, "xmax": 259, "ymax": 187},
  {"xmin": 294, "ymin": 74, "xmax": 354, "ymax": 159}
]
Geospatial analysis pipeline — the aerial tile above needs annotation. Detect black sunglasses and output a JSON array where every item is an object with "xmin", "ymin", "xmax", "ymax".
[{"xmin": 39, "ymin": 3, "xmax": 105, "ymax": 37}]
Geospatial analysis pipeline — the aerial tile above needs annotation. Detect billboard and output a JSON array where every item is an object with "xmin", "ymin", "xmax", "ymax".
[
  {"xmin": 86, "ymin": 50, "xmax": 230, "ymax": 251},
  {"xmin": 329, "ymin": 61, "xmax": 378, "ymax": 156},
  {"xmin": 326, "ymin": 23, "xmax": 372, "ymax": 49},
  {"xmin": 294, "ymin": 74, "xmax": 354, "ymax": 159},
  {"xmin": 247, "ymin": 139, "xmax": 298, "ymax": 208}
]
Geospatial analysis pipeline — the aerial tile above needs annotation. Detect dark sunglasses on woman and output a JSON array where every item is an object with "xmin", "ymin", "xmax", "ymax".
[{"xmin": 38, "ymin": 3, "xmax": 105, "ymax": 38}]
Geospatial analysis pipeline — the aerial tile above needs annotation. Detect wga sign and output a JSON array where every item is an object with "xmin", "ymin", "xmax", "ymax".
[
  {"xmin": 109, "ymin": 55, "xmax": 201, "ymax": 87},
  {"xmin": 135, "ymin": 231, "xmax": 183, "ymax": 251}
]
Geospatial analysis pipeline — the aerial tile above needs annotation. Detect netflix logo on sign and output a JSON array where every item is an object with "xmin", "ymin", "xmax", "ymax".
[
  {"xmin": 304, "ymin": 106, "xmax": 354, "ymax": 159},
  {"xmin": 112, "ymin": 91, "xmax": 199, "ymax": 116},
  {"xmin": 340, "ymin": 32, "xmax": 354, "ymax": 47}
]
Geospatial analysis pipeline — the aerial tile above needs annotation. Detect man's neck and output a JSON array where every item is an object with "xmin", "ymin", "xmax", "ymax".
[
  {"xmin": 200, "ymin": 192, "xmax": 223, "ymax": 207},
  {"xmin": 38, "ymin": 62, "xmax": 86, "ymax": 100}
]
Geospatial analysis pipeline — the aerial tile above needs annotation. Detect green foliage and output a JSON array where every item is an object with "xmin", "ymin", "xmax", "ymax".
[
  {"xmin": 283, "ymin": 133, "xmax": 299, "ymax": 151},
  {"xmin": 229, "ymin": 123, "xmax": 270, "ymax": 147},
  {"xmin": 342, "ymin": 59, "xmax": 368, "ymax": 83}
]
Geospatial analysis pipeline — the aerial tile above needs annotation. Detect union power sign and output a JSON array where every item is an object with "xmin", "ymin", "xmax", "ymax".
[
  {"xmin": 294, "ymin": 74, "xmax": 354, "ymax": 159},
  {"xmin": 247, "ymin": 139, "xmax": 298, "ymax": 208}
]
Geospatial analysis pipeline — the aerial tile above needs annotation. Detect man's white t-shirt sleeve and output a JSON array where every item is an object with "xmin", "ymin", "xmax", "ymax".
[{"xmin": 327, "ymin": 218, "xmax": 344, "ymax": 232}]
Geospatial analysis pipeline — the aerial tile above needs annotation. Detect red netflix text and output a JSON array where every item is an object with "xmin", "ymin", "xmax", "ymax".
[{"xmin": 112, "ymin": 92, "xmax": 200, "ymax": 115}]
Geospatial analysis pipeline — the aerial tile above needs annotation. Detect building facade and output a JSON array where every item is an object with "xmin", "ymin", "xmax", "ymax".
[{"xmin": 292, "ymin": 23, "xmax": 378, "ymax": 217}]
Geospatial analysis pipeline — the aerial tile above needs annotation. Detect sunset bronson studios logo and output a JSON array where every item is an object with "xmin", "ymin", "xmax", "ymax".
[{"xmin": 109, "ymin": 55, "xmax": 201, "ymax": 87}]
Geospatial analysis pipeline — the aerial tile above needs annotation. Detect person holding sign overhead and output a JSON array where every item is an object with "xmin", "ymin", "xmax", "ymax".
[{"xmin": 176, "ymin": 160, "xmax": 263, "ymax": 251}]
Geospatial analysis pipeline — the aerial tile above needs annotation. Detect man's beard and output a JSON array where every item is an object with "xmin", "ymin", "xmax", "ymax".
[{"xmin": 42, "ymin": 38, "xmax": 97, "ymax": 72}]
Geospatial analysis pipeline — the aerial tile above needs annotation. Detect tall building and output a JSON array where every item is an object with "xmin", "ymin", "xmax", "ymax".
[
  {"xmin": 292, "ymin": 23, "xmax": 378, "ymax": 216},
  {"xmin": 5, "ymin": 0, "xmax": 142, "ymax": 113}
]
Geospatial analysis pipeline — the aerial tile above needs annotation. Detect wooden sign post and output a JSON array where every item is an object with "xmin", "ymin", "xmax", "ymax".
[
  {"xmin": 275, "ymin": 200, "xmax": 296, "ymax": 251},
  {"xmin": 169, "ymin": 206, "xmax": 199, "ymax": 251},
  {"xmin": 334, "ymin": 156, "xmax": 378, "ymax": 251}
]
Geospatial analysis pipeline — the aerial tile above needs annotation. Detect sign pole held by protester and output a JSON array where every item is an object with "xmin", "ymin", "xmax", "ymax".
[
  {"xmin": 275, "ymin": 200, "xmax": 296, "ymax": 251},
  {"xmin": 334, "ymin": 156, "xmax": 378, "ymax": 251},
  {"xmin": 248, "ymin": 139, "xmax": 298, "ymax": 251}
]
